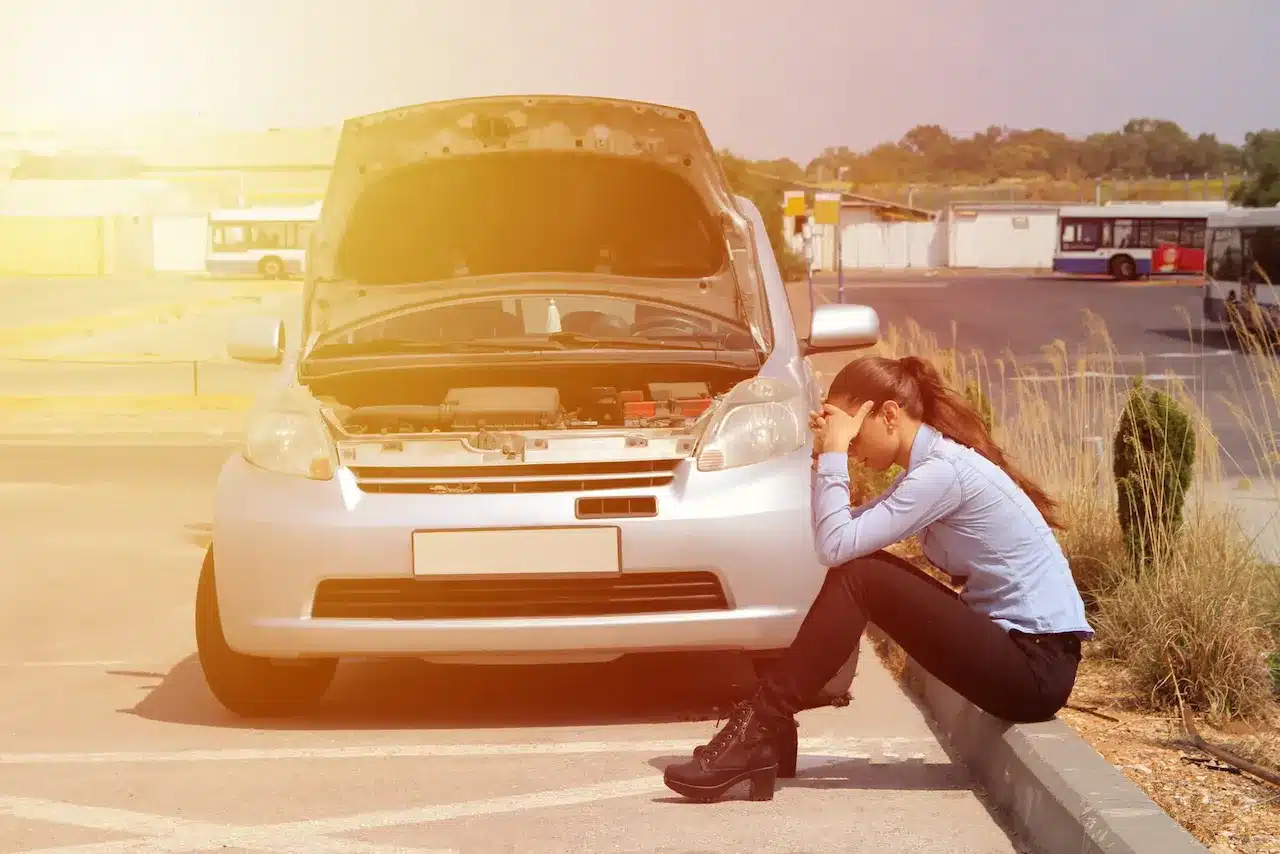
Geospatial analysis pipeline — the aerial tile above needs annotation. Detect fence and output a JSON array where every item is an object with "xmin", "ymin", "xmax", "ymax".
[{"xmin": 849, "ymin": 174, "xmax": 1248, "ymax": 212}]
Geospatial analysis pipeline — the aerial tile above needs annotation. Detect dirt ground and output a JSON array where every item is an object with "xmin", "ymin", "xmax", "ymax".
[{"xmin": 1060, "ymin": 658, "xmax": 1280, "ymax": 853}]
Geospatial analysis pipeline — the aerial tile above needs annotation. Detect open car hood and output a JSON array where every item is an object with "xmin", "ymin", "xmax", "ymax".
[{"xmin": 302, "ymin": 94, "xmax": 770, "ymax": 349}]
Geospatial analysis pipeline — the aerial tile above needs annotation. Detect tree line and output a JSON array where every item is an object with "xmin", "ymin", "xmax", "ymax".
[{"xmin": 733, "ymin": 118, "xmax": 1279, "ymax": 204}]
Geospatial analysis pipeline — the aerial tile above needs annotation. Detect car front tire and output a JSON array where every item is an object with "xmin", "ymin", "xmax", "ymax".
[{"xmin": 195, "ymin": 547, "xmax": 337, "ymax": 718}]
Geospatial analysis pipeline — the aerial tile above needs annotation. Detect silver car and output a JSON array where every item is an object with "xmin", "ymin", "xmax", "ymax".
[{"xmin": 199, "ymin": 94, "xmax": 880, "ymax": 717}]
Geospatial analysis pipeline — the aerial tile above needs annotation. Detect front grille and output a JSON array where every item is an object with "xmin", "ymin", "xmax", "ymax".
[
  {"xmin": 311, "ymin": 571, "xmax": 728, "ymax": 619},
  {"xmin": 349, "ymin": 459, "xmax": 681, "ymax": 495}
]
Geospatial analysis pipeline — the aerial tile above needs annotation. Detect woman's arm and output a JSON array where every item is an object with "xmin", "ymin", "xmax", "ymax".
[{"xmin": 812, "ymin": 451, "xmax": 963, "ymax": 566}]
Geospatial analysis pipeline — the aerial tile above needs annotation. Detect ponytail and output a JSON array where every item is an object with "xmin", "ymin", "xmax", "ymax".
[{"xmin": 828, "ymin": 355, "xmax": 1064, "ymax": 530}]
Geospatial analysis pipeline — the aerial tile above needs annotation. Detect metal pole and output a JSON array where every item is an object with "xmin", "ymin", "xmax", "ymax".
[
  {"xmin": 805, "ymin": 223, "xmax": 814, "ymax": 314},
  {"xmin": 836, "ymin": 220, "xmax": 844, "ymax": 304}
]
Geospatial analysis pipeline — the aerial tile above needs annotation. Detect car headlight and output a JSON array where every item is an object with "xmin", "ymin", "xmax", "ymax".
[
  {"xmin": 696, "ymin": 377, "xmax": 806, "ymax": 472},
  {"xmin": 243, "ymin": 405, "xmax": 337, "ymax": 480}
]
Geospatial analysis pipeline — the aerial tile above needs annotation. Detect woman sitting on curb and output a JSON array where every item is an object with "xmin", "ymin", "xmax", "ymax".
[{"xmin": 663, "ymin": 354, "xmax": 1094, "ymax": 803}]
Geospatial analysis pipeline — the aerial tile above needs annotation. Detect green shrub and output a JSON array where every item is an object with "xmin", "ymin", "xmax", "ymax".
[{"xmin": 1112, "ymin": 380, "xmax": 1195, "ymax": 569}]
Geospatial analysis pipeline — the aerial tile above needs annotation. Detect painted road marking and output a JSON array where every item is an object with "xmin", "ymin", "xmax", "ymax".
[
  {"xmin": 0, "ymin": 394, "xmax": 255, "ymax": 413},
  {"xmin": 1012, "ymin": 371, "xmax": 1198, "ymax": 382},
  {"xmin": 0, "ymin": 742, "xmax": 945, "ymax": 853},
  {"xmin": 0, "ymin": 796, "xmax": 454, "ymax": 854},
  {"xmin": 0, "ymin": 736, "xmax": 939, "ymax": 765},
  {"xmin": 0, "ymin": 660, "xmax": 129, "ymax": 669}
]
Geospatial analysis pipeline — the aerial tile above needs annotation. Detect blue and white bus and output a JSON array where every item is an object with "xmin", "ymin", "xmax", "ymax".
[
  {"xmin": 1052, "ymin": 201, "xmax": 1227, "ymax": 280},
  {"xmin": 206, "ymin": 202, "xmax": 321, "ymax": 279},
  {"xmin": 1203, "ymin": 205, "xmax": 1280, "ymax": 330}
]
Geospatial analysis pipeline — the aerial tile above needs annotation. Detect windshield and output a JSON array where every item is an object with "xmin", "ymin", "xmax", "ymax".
[
  {"xmin": 311, "ymin": 294, "xmax": 757, "ymax": 354},
  {"xmin": 333, "ymin": 151, "xmax": 728, "ymax": 284},
  {"xmin": 1209, "ymin": 225, "xmax": 1280, "ymax": 284}
]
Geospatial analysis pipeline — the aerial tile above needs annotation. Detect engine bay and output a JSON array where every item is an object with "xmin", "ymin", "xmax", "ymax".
[{"xmin": 308, "ymin": 362, "xmax": 754, "ymax": 439}]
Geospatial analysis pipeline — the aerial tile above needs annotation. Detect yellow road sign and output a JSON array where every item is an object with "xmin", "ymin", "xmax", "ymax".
[{"xmin": 813, "ymin": 192, "xmax": 841, "ymax": 226}]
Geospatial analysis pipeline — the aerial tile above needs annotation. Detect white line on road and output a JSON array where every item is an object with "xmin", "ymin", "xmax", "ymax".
[
  {"xmin": 276, "ymin": 775, "xmax": 668, "ymax": 837},
  {"xmin": 0, "ymin": 794, "xmax": 456, "ymax": 854},
  {"xmin": 0, "ymin": 744, "xmax": 946, "ymax": 853},
  {"xmin": 1012, "ymin": 371, "xmax": 1199, "ymax": 382},
  {"xmin": 0, "ymin": 660, "xmax": 129, "ymax": 669},
  {"xmin": 0, "ymin": 736, "xmax": 937, "ymax": 765},
  {"xmin": 1148, "ymin": 350, "xmax": 1236, "ymax": 358}
]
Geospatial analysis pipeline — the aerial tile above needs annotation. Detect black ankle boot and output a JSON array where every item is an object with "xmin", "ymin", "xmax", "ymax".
[
  {"xmin": 692, "ymin": 714, "xmax": 799, "ymax": 778},
  {"xmin": 664, "ymin": 699, "xmax": 781, "ymax": 802}
]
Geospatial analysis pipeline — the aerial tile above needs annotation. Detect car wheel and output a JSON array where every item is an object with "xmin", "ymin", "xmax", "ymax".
[
  {"xmin": 195, "ymin": 547, "xmax": 337, "ymax": 718},
  {"xmin": 258, "ymin": 256, "xmax": 285, "ymax": 279}
]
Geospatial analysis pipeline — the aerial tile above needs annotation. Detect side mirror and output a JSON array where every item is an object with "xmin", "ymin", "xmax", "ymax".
[
  {"xmin": 803, "ymin": 303, "xmax": 879, "ymax": 355},
  {"xmin": 227, "ymin": 316, "xmax": 287, "ymax": 364}
]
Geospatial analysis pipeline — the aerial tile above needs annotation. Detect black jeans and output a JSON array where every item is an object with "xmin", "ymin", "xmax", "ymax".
[{"xmin": 756, "ymin": 550, "xmax": 1081, "ymax": 723}]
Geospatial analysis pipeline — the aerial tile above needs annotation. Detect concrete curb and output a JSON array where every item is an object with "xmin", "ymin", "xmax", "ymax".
[{"xmin": 902, "ymin": 656, "xmax": 1209, "ymax": 854}]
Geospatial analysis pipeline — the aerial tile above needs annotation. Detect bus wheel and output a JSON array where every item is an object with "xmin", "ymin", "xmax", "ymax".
[
  {"xmin": 1110, "ymin": 255, "xmax": 1137, "ymax": 281},
  {"xmin": 259, "ymin": 256, "xmax": 285, "ymax": 279}
]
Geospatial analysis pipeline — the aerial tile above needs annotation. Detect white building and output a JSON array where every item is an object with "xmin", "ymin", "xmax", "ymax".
[
  {"xmin": 0, "ymin": 178, "xmax": 199, "ymax": 276},
  {"xmin": 783, "ymin": 192, "xmax": 942, "ymax": 272},
  {"xmin": 944, "ymin": 202, "xmax": 1063, "ymax": 269}
]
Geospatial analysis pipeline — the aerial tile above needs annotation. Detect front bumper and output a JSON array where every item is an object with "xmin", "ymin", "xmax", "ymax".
[{"xmin": 211, "ymin": 449, "xmax": 827, "ymax": 661}]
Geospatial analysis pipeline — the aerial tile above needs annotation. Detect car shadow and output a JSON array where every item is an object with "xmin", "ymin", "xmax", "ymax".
[{"xmin": 111, "ymin": 650, "xmax": 760, "ymax": 732}]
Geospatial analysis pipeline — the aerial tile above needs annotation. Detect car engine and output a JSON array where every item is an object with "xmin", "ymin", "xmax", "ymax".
[{"xmin": 333, "ymin": 382, "xmax": 717, "ymax": 436}]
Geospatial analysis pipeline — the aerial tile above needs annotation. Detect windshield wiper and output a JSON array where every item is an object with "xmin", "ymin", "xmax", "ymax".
[
  {"xmin": 545, "ymin": 331, "xmax": 725, "ymax": 350},
  {"xmin": 306, "ymin": 338, "xmax": 568, "ymax": 358}
]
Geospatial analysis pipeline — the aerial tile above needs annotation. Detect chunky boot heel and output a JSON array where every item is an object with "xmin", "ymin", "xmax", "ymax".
[
  {"xmin": 748, "ymin": 767, "xmax": 778, "ymax": 801},
  {"xmin": 776, "ymin": 720, "xmax": 798, "ymax": 779},
  {"xmin": 664, "ymin": 697, "xmax": 783, "ymax": 803}
]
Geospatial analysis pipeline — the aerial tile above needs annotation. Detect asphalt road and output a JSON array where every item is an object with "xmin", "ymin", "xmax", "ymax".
[
  {"xmin": 798, "ymin": 274, "xmax": 1274, "ymax": 479},
  {"xmin": 0, "ymin": 445, "xmax": 1025, "ymax": 853}
]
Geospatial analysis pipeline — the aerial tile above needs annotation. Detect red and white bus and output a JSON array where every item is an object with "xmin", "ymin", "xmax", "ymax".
[{"xmin": 1052, "ymin": 201, "xmax": 1228, "ymax": 280}]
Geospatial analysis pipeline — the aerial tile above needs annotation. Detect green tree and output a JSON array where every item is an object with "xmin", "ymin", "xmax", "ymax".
[
  {"xmin": 717, "ymin": 149, "xmax": 806, "ymax": 280},
  {"xmin": 1232, "ymin": 130, "xmax": 1280, "ymax": 207}
]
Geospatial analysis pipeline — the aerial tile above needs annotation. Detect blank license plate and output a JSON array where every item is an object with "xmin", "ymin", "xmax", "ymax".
[{"xmin": 411, "ymin": 527, "xmax": 621, "ymax": 576}]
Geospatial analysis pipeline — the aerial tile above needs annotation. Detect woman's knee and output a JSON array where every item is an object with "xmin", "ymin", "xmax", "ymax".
[{"xmin": 829, "ymin": 552, "xmax": 901, "ymax": 593}]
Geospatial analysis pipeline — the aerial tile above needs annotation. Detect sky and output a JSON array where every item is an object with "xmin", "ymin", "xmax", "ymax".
[{"xmin": 1, "ymin": 0, "xmax": 1278, "ymax": 164}]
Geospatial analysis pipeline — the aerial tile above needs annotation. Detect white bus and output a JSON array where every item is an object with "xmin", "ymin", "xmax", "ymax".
[
  {"xmin": 1053, "ymin": 201, "xmax": 1227, "ymax": 280},
  {"xmin": 1203, "ymin": 206, "xmax": 1280, "ymax": 329},
  {"xmin": 206, "ymin": 202, "xmax": 322, "ymax": 279}
]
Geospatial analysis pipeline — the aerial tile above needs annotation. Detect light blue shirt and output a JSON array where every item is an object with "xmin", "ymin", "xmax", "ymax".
[{"xmin": 812, "ymin": 423, "xmax": 1094, "ymax": 639}]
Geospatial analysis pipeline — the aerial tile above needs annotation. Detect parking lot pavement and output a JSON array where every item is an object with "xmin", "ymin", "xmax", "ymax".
[{"xmin": 0, "ymin": 445, "xmax": 1025, "ymax": 853}]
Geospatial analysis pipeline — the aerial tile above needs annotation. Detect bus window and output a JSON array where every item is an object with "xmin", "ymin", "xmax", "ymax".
[
  {"xmin": 1154, "ymin": 221, "xmax": 1181, "ymax": 245},
  {"xmin": 1207, "ymin": 227, "xmax": 1243, "ymax": 282},
  {"xmin": 1136, "ymin": 220, "xmax": 1155, "ymax": 247},
  {"xmin": 1244, "ymin": 227, "xmax": 1280, "ymax": 284},
  {"xmin": 1114, "ymin": 219, "xmax": 1135, "ymax": 248},
  {"xmin": 1182, "ymin": 221, "xmax": 1206, "ymax": 249},
  {"xmin": 1061, "ymin": 219, "xmax": 1101, "ymax": 251}
]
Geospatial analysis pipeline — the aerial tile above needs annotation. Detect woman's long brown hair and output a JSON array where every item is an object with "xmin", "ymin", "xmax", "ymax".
[{"xmin": 827, "ymin": 355, "xmax": 1064, "ymax": 530}]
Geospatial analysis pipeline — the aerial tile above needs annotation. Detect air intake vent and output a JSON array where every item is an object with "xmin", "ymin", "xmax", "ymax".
[
  {"xmin": 311, "ymin": 571, "xmax": 728, "ymax": 619},
  {"xmin": 576, "ymin": 496, "xmax": 657, "ymax": 519}
]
